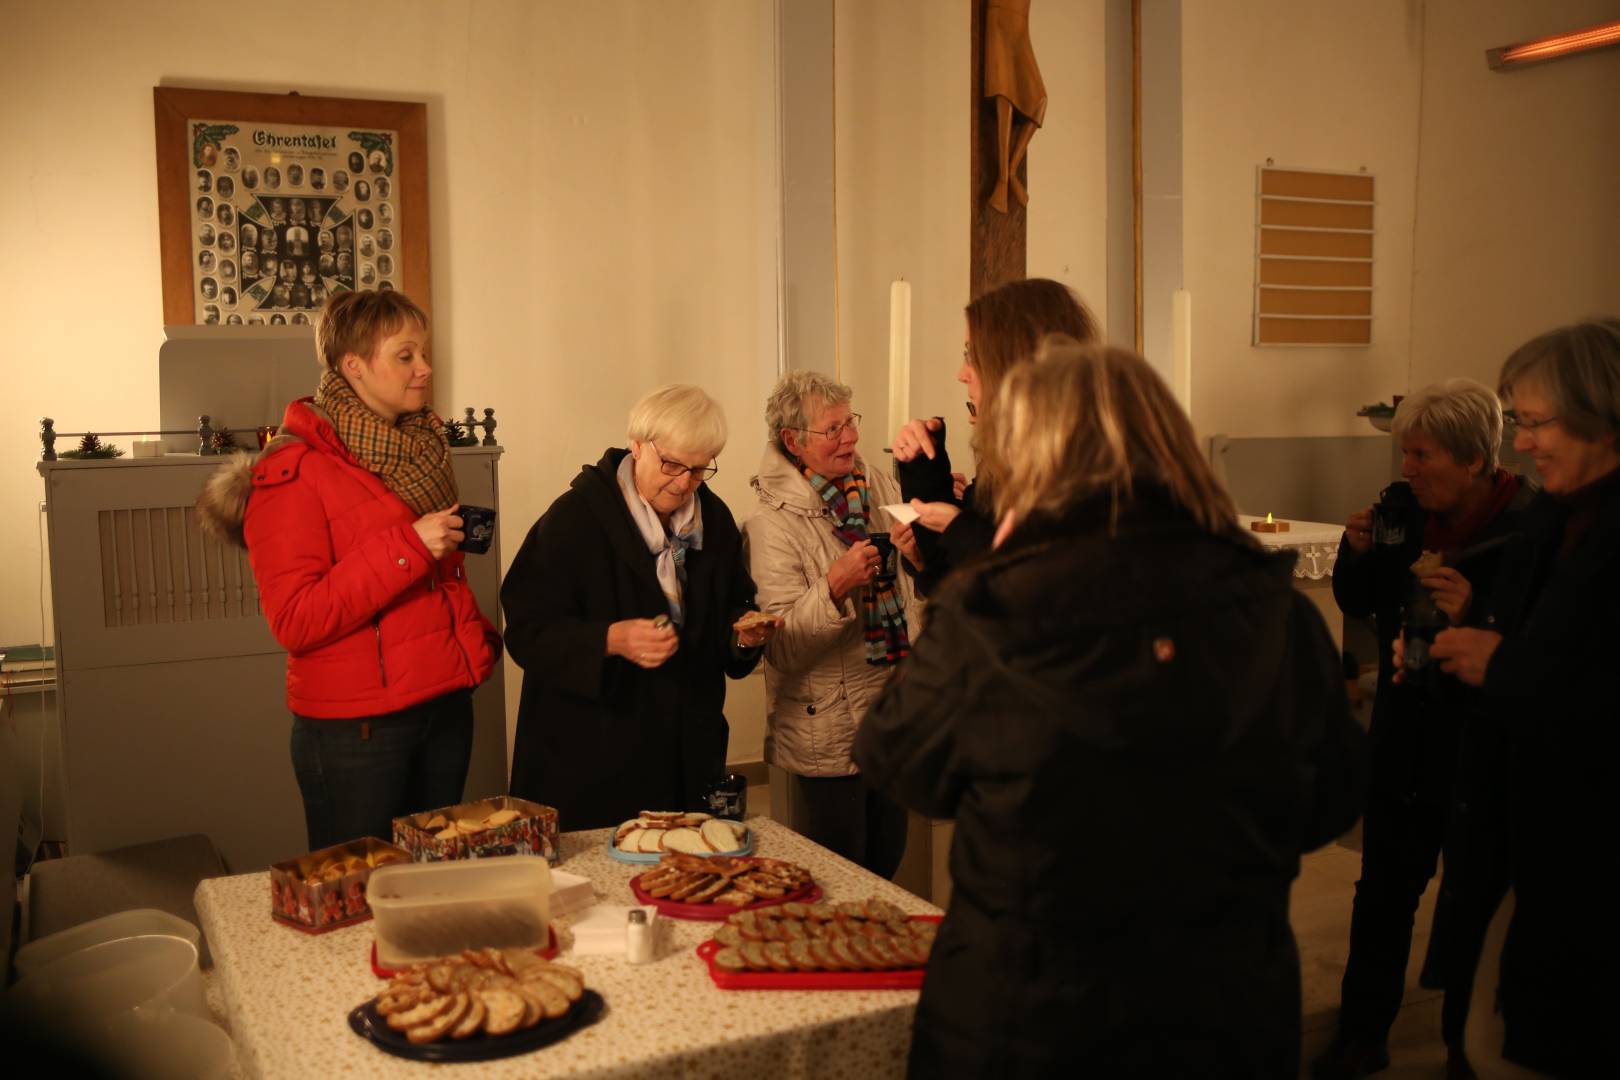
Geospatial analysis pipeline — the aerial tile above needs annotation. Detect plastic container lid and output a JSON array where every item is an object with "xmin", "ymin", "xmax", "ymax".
[
  {"xmin": 15, "ymin": 909, "xmax": 201, "ymax": 978},
  {"xmin": 8, "ymin": 934, "xmax": 206, "ymax": 1031},
  {"xmin": 369, "ymin": 855, "xmax": 552, "ymax": 968}
]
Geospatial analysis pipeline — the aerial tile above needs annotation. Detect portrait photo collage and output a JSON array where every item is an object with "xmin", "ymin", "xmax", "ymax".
[{"xmin": 190, "ymin": 119, "xmax": 400, "ymax": 325}]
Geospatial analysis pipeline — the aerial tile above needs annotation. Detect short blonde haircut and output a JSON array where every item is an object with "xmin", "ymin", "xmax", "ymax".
[
  {"xmin": 627, "ymin": 384, "xmax": 728, "ymax": 458},
  {"xmin": 764, "ymin": 371, "xmax": 853, "ymax": 451},
  {"xmin": 316, "ymin": 289, "xmax": 429, "ymax": 373},
  {"xmin": 1391, "ymin": 378, "xmax": 1503, "ymax": 474},
  {"xmin": 980, "ymin": 337, "xmax": 1236, "ymax": 534},
  {"xmin": 1498, "ymin": 318, "xmax": 1620, "ymax": 442}
]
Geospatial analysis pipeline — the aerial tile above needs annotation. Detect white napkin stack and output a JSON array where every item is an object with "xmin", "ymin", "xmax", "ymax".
[{"xmin": 569, "ymin": 904, "xmax": 660, "ymax": 957}]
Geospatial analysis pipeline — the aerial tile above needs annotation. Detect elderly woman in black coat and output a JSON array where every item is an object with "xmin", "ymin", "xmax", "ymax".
[
  {"xmin": 1429, "ymin": 318, "xmax": 1620, "ymax": 1076},
  {"xmin": 855, "ymin": 338, "xmax": 1366, "ymax": 1078},
  {"xmin": 1314, "ymin": 379, "xmax": 1544, "ymax": 1080},
  {"xmin": 502, "ymin": 385, "xmax": 776, "ymax": 829}
]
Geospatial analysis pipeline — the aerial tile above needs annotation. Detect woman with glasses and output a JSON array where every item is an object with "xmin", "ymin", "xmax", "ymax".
[
  {"xmin": 502, "ymin": 385, "xmax": 775, "ymax": 829},
  {"xmin": 1313, "ymin": 379, "xmax": 1544, "ymax": 1080},
  {"xmin": 890, "ymin": 277, "xmax": 1097, "ymax": 594},
  {"xmin": 1427, "ymin": 318, "xmax": 1620, "ymax": 1077},
  {"xmin": 856, "ymin": 339, "xmax": 1364, "ymax": 1077},
  {"xmin": 743, "ymin": 371, "xmax": 921, "ymax": 876}
]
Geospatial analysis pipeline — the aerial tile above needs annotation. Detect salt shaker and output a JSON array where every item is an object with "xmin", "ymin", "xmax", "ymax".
[{"xmin": 626, "ymin": 908, "xmax": 653, "ymax": 964}]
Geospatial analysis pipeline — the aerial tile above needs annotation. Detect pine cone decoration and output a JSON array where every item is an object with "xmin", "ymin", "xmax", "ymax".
[{"xmin": 211, "ymin": 428, "xmax": 241, "ymax": 451}]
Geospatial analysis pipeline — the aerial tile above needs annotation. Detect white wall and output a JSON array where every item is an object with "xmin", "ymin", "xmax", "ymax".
[
  {"xmin": 832, "ymin": 0, "xmax": 1108, "ymax": 460},
  {"xmin": 1026, "ymin": 0, "xmax": 1111, "ymax": 330},
  {"xmin": 1408, "ymin": 0, "xmax": 1620, "ymax": 390},
  {"xmin": 1180, "ymin": 0, "xmax": 1425, "ymax": 440}
]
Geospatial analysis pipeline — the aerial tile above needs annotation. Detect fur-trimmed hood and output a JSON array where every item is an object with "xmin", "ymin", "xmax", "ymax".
[{"xmin": 195, "ymin": 434, "xmax": 304, "ymax": 546}]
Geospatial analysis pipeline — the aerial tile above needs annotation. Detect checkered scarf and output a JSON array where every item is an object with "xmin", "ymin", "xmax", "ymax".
[
  {"xmin": 314, "ymin": 369, "xmax": 458, "ymax": 516},
  {"xmin": 797, "ymin": 463, "xmax": 910, "ymax": 665}
]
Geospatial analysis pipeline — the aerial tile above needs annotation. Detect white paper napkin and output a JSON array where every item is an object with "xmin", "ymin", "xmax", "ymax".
[
  {"xmin": 568, "ymin": 904, "xmax": 659, "ymax": 957},
  {"xmin": 880, "ymin": 502, "xmax": 919, "ymax": 525}
]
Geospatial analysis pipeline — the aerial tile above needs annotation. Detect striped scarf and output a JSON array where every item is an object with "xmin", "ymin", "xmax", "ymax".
[
  {"xmin": 798, "ymin": 463, "xmax": 910, "ymax": 665},
  {"xmin": 314, "ymin": 369, "xmax": 458, "ymax": 516}
]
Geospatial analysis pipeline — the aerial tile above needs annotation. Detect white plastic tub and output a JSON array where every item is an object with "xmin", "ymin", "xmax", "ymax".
[
  {"xmin": 369, "ymin": 855, "xmax": 553, "ymax": 968},
  {"xmin": 101, "ymin": 1012, "xmax": 237, "ymax": 1080},
  {"xmin": 9, "ymin": 934, "xmax": 206, "ymax": 1031},
  {"xmin": 15, "ymin": 909, "xmax": 201, "ymax": 978}
]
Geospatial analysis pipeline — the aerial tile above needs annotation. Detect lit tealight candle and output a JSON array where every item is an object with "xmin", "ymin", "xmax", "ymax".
[{"xmin": 1250, "ymin": 512, "xmax": 1290, "ymax": 533}]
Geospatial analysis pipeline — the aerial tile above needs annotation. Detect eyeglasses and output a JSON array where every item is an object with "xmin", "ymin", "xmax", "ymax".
[
  {"xmin": 648, "ymin": 443, "xmax": 718, "ymax": 482},
  {"xmin": 793, "ymin": 413, "xmax": 862, "ymax": 442},
  {"xmin": 1505, "ymin": 411, "xmax": 1561, "ymax": 434}
]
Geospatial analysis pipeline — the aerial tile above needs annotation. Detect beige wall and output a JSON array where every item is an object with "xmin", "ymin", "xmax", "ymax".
[
  {"xmin": 1181, "ymin": 0, "xmax": 1424, "ymax": 440},
  {"xmin": 832, "ymin": 0, "xmax": 971, "ymax": 445},
  {"xmin": 1408, "ymin": 0, "xmax": 1620, "ymax": 390},
  {"xmin": 832, "ymin": 0, "xmax": 1109, "ymax": 463}
]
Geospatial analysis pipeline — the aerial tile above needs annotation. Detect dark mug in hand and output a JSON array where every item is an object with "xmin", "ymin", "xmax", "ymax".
[
  {"xmin": 868, "ymin": 534, "xmax": 898, "ymax": 582},
  {"xmin": 457, "ymin": 505, "xmax": 497, "ymax": 554},
  {"xmin": 701, "ymin": 773, "xmax": 748, "ymax": 820}
]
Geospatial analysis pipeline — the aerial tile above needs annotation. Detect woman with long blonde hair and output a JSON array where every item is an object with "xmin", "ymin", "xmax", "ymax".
[{"xmin": 856, "ymin": 338, "xmax": 1365, "ymax": 1078}]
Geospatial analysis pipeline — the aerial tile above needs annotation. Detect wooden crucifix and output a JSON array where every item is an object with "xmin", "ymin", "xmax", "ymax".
[{"xmin": 971, "ymin": 0, "xmax": 1047, "ymax": 299}]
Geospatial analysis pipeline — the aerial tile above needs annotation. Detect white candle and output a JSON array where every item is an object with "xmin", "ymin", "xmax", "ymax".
[
  {"xmin": 888, "ymin": 280, "xmax": 912, "ymax": 441},
  {"xmin": 1171, "ymin": 289, "xmax": 1192, "ymax": 418}
]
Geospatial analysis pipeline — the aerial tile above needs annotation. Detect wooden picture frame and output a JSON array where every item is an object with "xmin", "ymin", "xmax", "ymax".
[{"xmin": 153, "ymin": 87, "xmax": 430, "ymax": 327}]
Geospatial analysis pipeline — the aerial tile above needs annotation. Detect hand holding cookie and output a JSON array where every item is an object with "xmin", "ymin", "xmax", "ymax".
[{"xmin": 733, "ymin": 610, "xmax": 782, "ymax": 649}]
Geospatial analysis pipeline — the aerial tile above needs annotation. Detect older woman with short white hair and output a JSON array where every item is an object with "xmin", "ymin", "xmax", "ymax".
[
  {"xmin": 1318, "ymin": 376, "xmax": 1541, "ymax": 1077},
  {"xmin": 503, "ymin": 385, "xmax": 775, "ymax": 829},
  {"xmin": 744, "ymin": 371, "xmax": 921, "ymax": 877}
]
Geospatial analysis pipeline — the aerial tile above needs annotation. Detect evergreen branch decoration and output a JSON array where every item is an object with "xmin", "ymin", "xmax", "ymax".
[
  {"xmin": 348, "ymin": 131, "xmax": 394, "ymax": 176},
  {"xmin": 192, "ymin": 123, "xmax": 239, "ymax": 167},
  {"xmin": 60, "ymin": 433, "xmax": 124, "ymax": 459}
]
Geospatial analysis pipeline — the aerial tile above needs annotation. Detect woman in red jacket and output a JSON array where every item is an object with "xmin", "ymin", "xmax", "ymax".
[{"xmin": 199, "ymin": 290, "xmax": 500, "ymax": 849}]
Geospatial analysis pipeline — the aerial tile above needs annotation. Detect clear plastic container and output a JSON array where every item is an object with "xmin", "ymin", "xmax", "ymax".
[
  {"xmin": 368, "ymin": 855, "xmax": 552, "ymax": 968},
  {"xmin": 15, "ymin": 909, "xmax": 201, "ymax": 978},
  {"xmin": 101, "ymin": 1012, "xmax": 236, "ymax": 1080},
  {"xmin": 9, "ymin": 934, "xmax": 206, "ymax": 1030}
]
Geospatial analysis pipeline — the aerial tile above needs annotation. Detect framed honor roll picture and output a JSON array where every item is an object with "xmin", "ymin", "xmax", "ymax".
[{"xmin": 154, "ymin": 87, "xmax": 430, "ymax": 327}]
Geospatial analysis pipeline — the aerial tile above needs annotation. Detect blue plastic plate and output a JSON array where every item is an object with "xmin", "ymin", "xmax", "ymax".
[{"xmin": 606, "ymin": 822, "xmax": 753, "ymax": 864}]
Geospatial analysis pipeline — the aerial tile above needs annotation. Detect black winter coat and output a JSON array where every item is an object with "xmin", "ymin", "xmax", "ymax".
[
  {"xmin": 1331, "ymin": 480, "xmax": 1544, "ymax": 808},
  {"xmin": 894, "ymin": 419, "xmax": 997, "ymax": 595},
  {"xmin": 502, "ymin": 448, "xmax": 762, "ymax": 830},
  {"xmin": 1481, "ymin": 469, "xmax": 1620, "ymax": 1075},
  {"xmin": 854, "ymin": 493, "xmax": 1367, "ymax": 1079},
  {"xmin": 1331, "ymin": 479, "xmax": 1550, "ymax": 983}
]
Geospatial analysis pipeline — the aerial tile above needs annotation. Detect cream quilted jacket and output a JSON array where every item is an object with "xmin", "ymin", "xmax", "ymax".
[{"xmin": 741, "ymin": 443, "xmax": 921, "ymax": 777}]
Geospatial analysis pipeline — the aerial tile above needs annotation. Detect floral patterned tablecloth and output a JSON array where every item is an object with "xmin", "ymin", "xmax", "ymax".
[{"xmin": 196, "ymin": 818, "xmax": 941, "ymax": 1079}]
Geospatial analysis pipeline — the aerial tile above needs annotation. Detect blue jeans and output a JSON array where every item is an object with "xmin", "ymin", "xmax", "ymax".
[{"xmin": 290, "ymin": 690, "xmax": 474, "ymax": 850}]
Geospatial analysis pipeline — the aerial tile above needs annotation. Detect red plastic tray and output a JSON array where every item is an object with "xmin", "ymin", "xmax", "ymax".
[
  {"xmin": 694, "ymin": 915, "xmax": 942, "ymax": 990},
  {"xmin": 370, "ymin": 926, "xmax": 560, "ymax": 979},
  {"xmin": 629, "ymin": 864, "xmax": 822, "ymax": 921}
]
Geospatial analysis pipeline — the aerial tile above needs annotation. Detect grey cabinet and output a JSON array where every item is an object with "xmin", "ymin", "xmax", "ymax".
[{"xmin": 39, "ymin": 448, "xmax": 507, "ymax": 871}]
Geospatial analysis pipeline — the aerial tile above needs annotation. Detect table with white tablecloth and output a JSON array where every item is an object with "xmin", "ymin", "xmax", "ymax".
[{"xmin": 195, "ymin": 817, "xmax": 941, "ymax": 1079}]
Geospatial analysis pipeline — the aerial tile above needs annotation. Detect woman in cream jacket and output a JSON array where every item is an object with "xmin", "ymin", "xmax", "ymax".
[{"xmin": 744, "ymin": 371, "xmax": 922, "ymax": 877}]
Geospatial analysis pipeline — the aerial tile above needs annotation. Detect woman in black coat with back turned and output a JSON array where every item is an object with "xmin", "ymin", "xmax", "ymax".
[
  {"xmin": 502, "ymin": 385, "xmax": 775, "ymax": 830},
  {"xmin": 855, "ymin": 338, "xmax": 1367, "ymax": 1079}
]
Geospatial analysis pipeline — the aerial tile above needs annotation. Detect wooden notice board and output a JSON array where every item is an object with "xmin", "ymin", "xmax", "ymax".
[{"xmin": 1252, "ymin": 167, "xmax": 1374, "ymax": 346}]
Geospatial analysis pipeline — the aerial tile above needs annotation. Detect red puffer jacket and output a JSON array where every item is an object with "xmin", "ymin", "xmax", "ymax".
[{"xmin": 201, "ymin": 399, "xmax": 500, "ymax": 719}]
